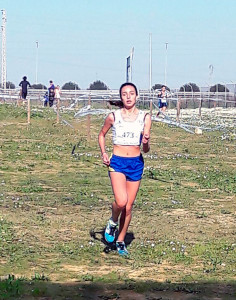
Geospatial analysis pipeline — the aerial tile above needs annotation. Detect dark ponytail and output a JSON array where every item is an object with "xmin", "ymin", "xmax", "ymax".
[{"xmin": 108, "ymin": 100, "xmax": 124, "ymax": 108}]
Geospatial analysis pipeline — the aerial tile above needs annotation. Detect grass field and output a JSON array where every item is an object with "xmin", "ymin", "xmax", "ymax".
[{"xmin": 0, "ymin": 104, "xmax": 235, "ymax": 300}]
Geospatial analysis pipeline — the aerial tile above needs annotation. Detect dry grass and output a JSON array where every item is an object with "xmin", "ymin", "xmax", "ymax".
[{"xmin": 0, "ymin": 104, "xmax": 235, "ymax": 299}]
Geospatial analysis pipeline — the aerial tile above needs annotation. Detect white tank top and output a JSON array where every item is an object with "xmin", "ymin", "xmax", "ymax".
[{"xmin": 112, "ymin": 109, "xmax": 146, "ymax": 146}]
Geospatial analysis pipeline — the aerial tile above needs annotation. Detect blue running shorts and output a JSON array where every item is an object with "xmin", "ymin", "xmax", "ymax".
[
  {"xmin": 158, "ymin": 99, "xmax": 167, "ymax": 108},
  {"xmin": 108, "ymin": 154, "xmax": 144, "ymax": 182}
]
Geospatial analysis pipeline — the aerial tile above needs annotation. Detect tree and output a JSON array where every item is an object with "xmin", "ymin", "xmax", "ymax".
[
  {"xmin": 210, "ymin": 84, "xmax": 229, "ymax": 93},
  {"xmin": 179, "ymin": 82, "xmax": 200, "ymax": 92},
  {"xmin": 61, "ymin": 82, "xmax": 80, "ymax": 90},
  {"xmin": 152, "ymin": 83, "xmax": 170, "ymax": 91},
  {"xmin": 31, "ymin": 83, "xmax": 47, "ymax": 89},
  {"xmin": 0, "ymin": 81, "xmax": 15, "ymax": 89},
  {"xmin": 88, "ymin": 80, "xmax": 108, "ymax": 90}
]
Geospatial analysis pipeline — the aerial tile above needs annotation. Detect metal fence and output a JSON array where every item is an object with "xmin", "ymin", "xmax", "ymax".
[{"xmin": 0, "ymin": 88, "xmax": 235, "ymax": 109}]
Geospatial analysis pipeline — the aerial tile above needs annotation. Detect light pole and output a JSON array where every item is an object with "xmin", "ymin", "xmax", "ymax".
[
  {"xmin": 149, "ymin": 33, "xmax": 153, "ymax": 115},
  {"xmin": 209, "ymin": 65, "xmax": 213, "ymax": 86},
  {"xmin": 35, "ymin": 41, "xmax": 39, "ymax": 84},
  {"xmin": 164, "ymin": 42, "xmax": 168, "ymax": 86},
  {"xmin": 149, "ymin": 33, "xmax": 152, "ymax": 91},
  {"xmin": 1, "ymin": 9, "xmax": 7, "ymax": 90}
]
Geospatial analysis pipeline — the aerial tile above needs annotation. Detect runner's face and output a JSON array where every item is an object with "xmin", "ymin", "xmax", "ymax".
[{"xmin": 121, "ymin": 85, "xmax": 137, "ymax": 108}]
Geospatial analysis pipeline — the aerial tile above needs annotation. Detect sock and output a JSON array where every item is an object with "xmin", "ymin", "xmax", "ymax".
[{"xmin": 109, "ymin": 218, "xmax": 118, "ymax": 226}]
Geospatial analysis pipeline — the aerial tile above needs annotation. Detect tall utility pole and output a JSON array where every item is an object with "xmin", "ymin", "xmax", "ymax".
[
  {"xmin": 149, "ymin": 33, "xmax": 152, "ymax": 91},
  {"xmin": 209, "ymin": 64, "xmax": 213, "ymax": 86},
  {"xmin": 35, "ymin": 41, "xmax": 39, "ymax": 84},
  {"xmin": 1, "ymin": 9, "xmax": 7, "ymax": 90},
  {"xmin": 164, "ymin": 42, "xmax": 168, "ymax": 86}
]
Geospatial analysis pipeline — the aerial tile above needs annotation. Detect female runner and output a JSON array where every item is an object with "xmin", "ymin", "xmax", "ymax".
[{"xmin": 98, "ymin": 82, "xmax": 151, "ymax": 256}]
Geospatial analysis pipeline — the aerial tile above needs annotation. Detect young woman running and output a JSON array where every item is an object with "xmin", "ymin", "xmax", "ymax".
[
  {"xmin": 98, "ymin": 82, "xmax": 152, "ymax": 256},
  {"xmin": 156, "ymin": 85, "xmax": 171, "ymax": 116}
]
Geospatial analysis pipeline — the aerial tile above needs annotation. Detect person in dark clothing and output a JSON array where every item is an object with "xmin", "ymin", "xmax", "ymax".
[
  {"xmin": 48, "ymin": 80, "xmax": 55, "ymax": 90},
  {"xmin": 43, "ymin": 91, "xmax": 49, "ymax": 107},
  {"xmin": 19, "ymin": 76, "xmax": 31, "ymax": 99},
  {"xmin": 48, "ymin": 89, "xmax": 55, "ymax": 107},
  {"xmin": 48, "ymin": 80, "xmax": 55, "ymax": 107}
]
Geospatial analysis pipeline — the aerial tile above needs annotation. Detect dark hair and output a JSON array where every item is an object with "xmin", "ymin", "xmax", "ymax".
[
  {"xmin": 23, "ymin": 76, "xmax": 27, "ymax": 80},
  {"xmin": 108, "ymin": 100, "xmax": 123, "ymax": 108},
  {"xmin": 161, "ymin": 85, "xmax": 166, "ymax": 88},
  {"xmin": 119, "ymin": 82, "xmax": 138, "ymax": 98},
  {"xmin": 108, "ymin": 82, "xmax": 138, "ymax": 108}
]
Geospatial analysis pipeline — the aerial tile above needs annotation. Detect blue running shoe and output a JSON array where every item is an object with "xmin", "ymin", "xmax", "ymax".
[
  {"xmin": 104, "ymin": 219, "xmax": 118, "ymax": 243},
  {"xmin": 116, "ymin": 241, "xmax": 129, "ymax": 256}
]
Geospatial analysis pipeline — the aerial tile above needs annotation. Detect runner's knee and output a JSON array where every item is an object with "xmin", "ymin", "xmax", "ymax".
[{"xmin": 115, "ymin": 195, "xmax": 128, "ymax": 210}]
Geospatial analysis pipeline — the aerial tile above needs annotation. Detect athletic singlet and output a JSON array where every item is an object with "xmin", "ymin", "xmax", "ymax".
[
  {"xmin": 158, "ymin": 91, "xmax": 171, "ymax": 103},
  {"xmin": 112, "ymin": 109, "xmax": 146, "ymax": 146}
]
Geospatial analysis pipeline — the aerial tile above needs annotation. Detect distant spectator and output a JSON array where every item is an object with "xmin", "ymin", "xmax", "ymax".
[
  {"xmin": 48, "ymin": 80, "xmax": 55, "ymax": 90},
  {"xmin": 19, "ymin": 76, "xmax": 31, "ymax": 99},
  {"xmin": 43, "ymin": 91, "xmax": 49, "ymax": 107},
  {"xmin": 54, "ymin": 85, "xmax": 61, "ymax": 105},
  {"xmin": 48, "ymin": 88, "xmax": 55, "ymax": 107},
  {"xmin": 48, "ymin": 80, "xmax": 55, "ymax": 107}
]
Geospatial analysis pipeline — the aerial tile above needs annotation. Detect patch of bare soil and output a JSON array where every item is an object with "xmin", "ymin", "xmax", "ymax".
[{"xmin": 48, "ymin": 281, "xmax": 236, "ymax": 300}]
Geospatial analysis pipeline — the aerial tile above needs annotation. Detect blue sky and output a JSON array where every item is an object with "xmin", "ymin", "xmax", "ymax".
[{"xmin": 1, "ymin": 0, "xmax": 236, "ymax": 89}]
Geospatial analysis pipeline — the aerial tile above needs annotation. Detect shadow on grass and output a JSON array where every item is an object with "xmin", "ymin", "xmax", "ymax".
[
  {"xmin": 89, "ymin": 228, "xmax": 135, "ymax": 254},
  {"xmin": 0, "ymin": 275, "xmax": 235, "ymax": 300}
]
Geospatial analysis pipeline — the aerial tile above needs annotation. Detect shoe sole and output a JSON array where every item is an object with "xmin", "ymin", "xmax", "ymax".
[
  {"xmin": 117, "ymin": 250, "xmax": 129, "ymax": 257},
  {"xmin": 104, "ymin": 232, "xmax": 115, "ymax": 243}
]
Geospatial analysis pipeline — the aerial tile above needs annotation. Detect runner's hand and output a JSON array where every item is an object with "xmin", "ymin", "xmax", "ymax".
[
  {"xmin": 101, "ymin": 152, "xmax": 110, "ymax": 166},
  {"xmin": 142, "ymin": 133, "xmax": 150, "ymax": 144}
]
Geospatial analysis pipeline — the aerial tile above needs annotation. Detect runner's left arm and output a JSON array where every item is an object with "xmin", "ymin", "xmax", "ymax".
[{"xmin": 142, "ymin": 114, "xmax": 152, "ymax": 153}]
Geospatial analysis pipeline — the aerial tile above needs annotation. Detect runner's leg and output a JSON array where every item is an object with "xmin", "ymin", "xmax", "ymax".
[
  {"xmin": 110, "ymin": 172, "xmax": 128, "ymax": 222},
  {"xmin": 117, "ymin": 180, "xmax": 140, "ymax": 242}
]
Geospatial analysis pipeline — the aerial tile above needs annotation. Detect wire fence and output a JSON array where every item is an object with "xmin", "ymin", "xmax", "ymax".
[
  {"xmin": 0, "ymin": 88, "xmax": 235, "ymax": 139},
  {"xmin": 0, "ymin": 89, "xmax": 236, "ymax": 110}
]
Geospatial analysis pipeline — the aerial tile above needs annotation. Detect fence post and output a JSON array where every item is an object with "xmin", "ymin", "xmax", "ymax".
[
  {"xmin": 150, "ymin": 99, "xmax": 153, "ymax": 115},
  {"xmin": 149, "ymin": 90, "xmax": 154, "ymax": 115},
  {"xmin": 176, "ymin": 98, "xmax": 181, "ymax": 122},
  {"xmin": 198, "ymin": 97, "xmax": 202, "ymax": 118},
  {"xmin": 27, "ymin": 98, "xmax": 31, "ymax": 124},
  {"xmin": 38, "ymin": 90, "xmax": 41, "ymax": 106},
  {"xmin": 225, "ymin": 89, "xmax": 227, "ymax": 108},
  {"xmin": 87, "ymin": 94, "xmax": 91, "ymax": 142},
  {"xmin": 17, "ymin": 92, "xmax": 20, "ymax": 107},
  {"xmin": 56, "ymin": 98, "xmax": 60, "ymax": 124},
  {"xmin": 18, "ymin": 90, "xmax": 22, "ymax": 106},
  {"xmin": 108, "ymin": 96, "xmax": 112, "ymax": 109}
]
